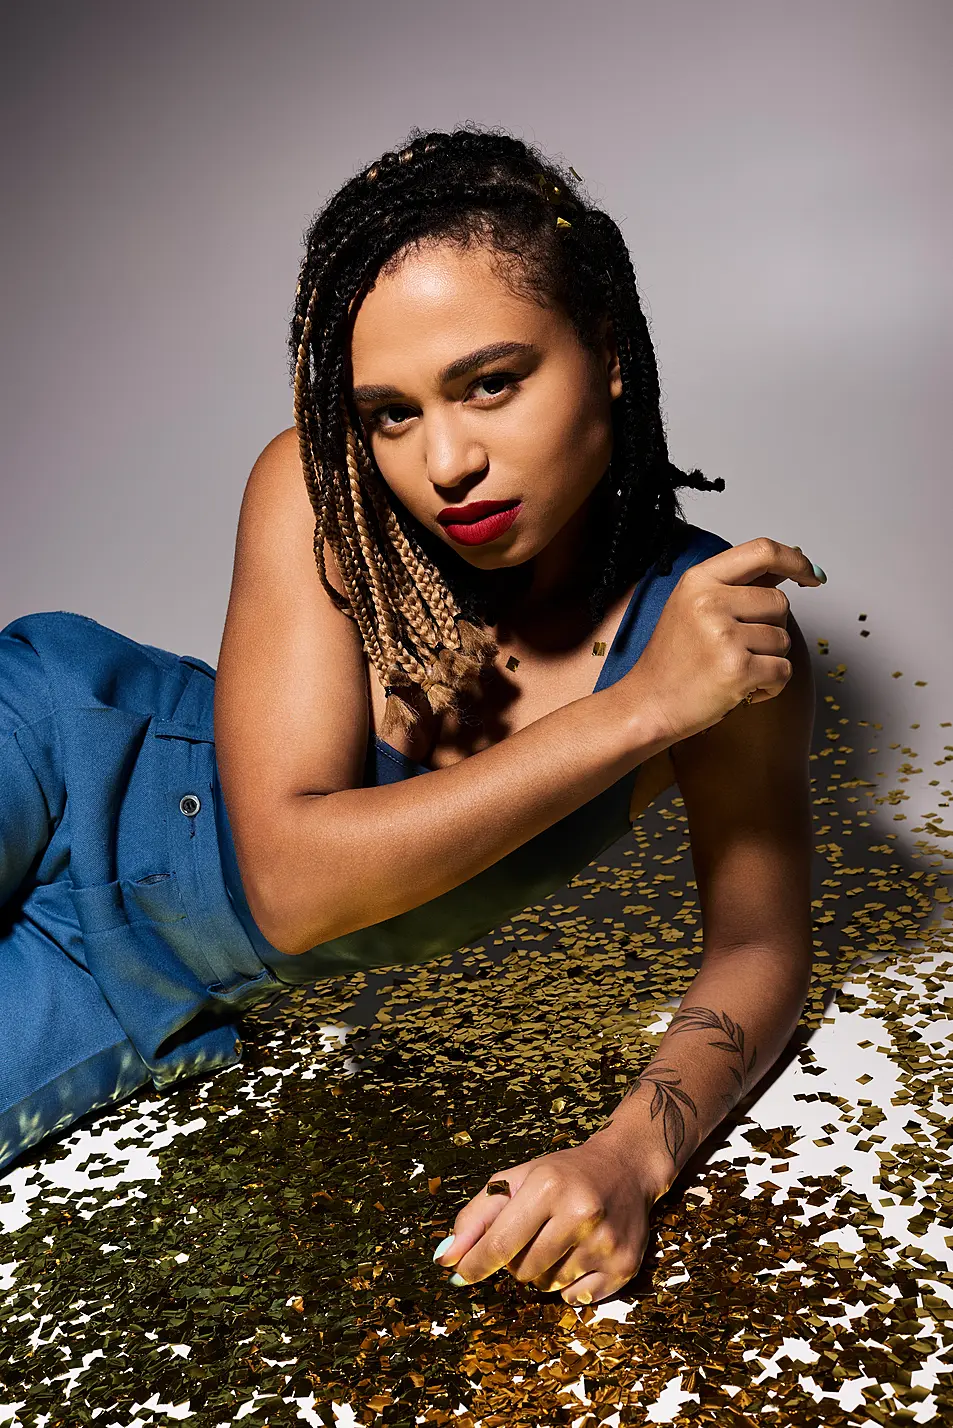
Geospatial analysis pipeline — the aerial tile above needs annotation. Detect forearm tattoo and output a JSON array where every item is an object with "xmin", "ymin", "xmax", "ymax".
[
  {"xmin": 669, "ymin": 1006, "xmax": 758, "ymax": 1107},
  {"xmin": 632, "ymin": 1062, "xmax": 698, "ymax": 1165},
  {"xmin": 624, "ymin": 1008, "xmax": 758, "ymax": 1169}
]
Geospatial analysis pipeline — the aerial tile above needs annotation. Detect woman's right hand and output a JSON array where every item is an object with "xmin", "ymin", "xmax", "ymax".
[{"xmin": 625, "ymin": 537, "xmax": 827, "ymax": 746}]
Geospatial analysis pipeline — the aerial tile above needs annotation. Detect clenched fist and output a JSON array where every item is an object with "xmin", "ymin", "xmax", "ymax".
[{"xmin": 623, "ymin": 538, "xmax": 826, "ymax": 745}]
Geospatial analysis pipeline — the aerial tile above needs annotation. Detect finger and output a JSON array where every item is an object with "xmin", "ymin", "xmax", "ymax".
[
  {"xmin": 559, "ymin": 1269, "xmax": 611, "ymax": 1306},
  {"xmin": 508, "ymin": 1217, "xmax": 598, "ymax": 1290},
  {"xmin": 727, "ymin": 585, "xmax": 792, "ymax": 627},
  {"xmin": 434, "ymin": 1177, "xmax": 516, "ymax": 1269},
  {"xmin": 557, "ymin": 1248, "xmax": 646, "ymax": 1305},
  {"xmin": 699, "ymin": 538, "xmax": 825, "ymax": 590},
  {"xmin": 449, "ymin": 1181, "xmax": 558, "ymax": 1287},
  {"xmin": 740, "ymin": 623, "xmax": 792, "ymax": 659},
  {"xmin": 745, "ymin": 653, "xmax": 793, "ymax": 701}
]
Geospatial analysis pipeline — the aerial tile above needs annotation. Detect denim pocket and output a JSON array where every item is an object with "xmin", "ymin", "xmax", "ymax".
[{"xmin": 71, "ymin": 872, "xmax": 187, "ymax": 935}]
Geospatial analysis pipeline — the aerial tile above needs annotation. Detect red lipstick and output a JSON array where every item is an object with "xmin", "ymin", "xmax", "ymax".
[{"xmin": 437, "ymin": 499, "xmax": 522, "ymax": 547}]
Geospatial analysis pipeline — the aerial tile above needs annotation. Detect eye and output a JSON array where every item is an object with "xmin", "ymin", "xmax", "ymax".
[
  {"xmin": 367, "ymin": 371, "xmax": 521, "ymax": 435},
  {"xmin": 471, "ymin": 372, "xmax": 520, "ymax": 400},
  {"xmin": 367, "ymin": 403, "xmax": 415, "ymax": 434}
]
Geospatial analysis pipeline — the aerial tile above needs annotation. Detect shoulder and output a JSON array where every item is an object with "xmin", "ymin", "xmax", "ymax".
[
  {"xmin": 237, "ymin": 427, "xmax": 347, "ymax": 599},
  {"xmin": 237, "ymin": 427, "xmax": 303, "ymax": 538},
  {"xmin": 242, "ymin": 425, "xmax": 302, "ymax": 495},
  {"xmin": 672, "ymin": 522, "xmax": 734, "ymax": 569},
  {"xmin": 241, "ymin": 426, "xmax": 306, "ymax": 517}
]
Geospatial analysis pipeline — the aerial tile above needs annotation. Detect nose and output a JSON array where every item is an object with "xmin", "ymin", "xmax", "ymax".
[{"xmin": 424, "ymin": 412, "xmax": 488, "ymax": 491}]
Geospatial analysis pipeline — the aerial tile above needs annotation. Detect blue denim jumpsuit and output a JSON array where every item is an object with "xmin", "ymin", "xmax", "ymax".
[{"xmin": 0, "ymin": 523, "xmax": 730, "ymax": 1170}]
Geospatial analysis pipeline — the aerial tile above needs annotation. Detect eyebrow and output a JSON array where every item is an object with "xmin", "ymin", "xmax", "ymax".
[{"xmin": 351, "ymin": 340, "xmax": 539, "ymax": 406}]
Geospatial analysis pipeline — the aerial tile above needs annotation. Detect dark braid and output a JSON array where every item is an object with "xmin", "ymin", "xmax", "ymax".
[{"xmin": 289, "ymin": 124, "xmax": 725, "ymax": 732}]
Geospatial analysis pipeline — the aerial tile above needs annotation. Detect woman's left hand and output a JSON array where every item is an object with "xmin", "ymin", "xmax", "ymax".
[{"xmin": 432, "ymin": 1130, "xmax": 669, "ymax": 1305}]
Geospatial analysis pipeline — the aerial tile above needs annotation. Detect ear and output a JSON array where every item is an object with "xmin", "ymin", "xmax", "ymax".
[{"xmin": 599, "ymin": 317, "xmax": 623, "ymax": 401}]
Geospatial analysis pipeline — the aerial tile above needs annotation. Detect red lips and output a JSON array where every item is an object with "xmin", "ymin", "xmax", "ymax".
[
  {"xmin": 436, "ymin": 499, "xmax": 520, "ymax": 526},
  {"xmin": 437, "ymin": 499, "xmax": 523, "ymax": 547}
]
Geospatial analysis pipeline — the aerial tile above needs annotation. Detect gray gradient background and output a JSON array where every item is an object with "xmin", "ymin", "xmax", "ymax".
[{"xmin": 1, "ymin": 2, "xmax": 950, "ymax": 800}]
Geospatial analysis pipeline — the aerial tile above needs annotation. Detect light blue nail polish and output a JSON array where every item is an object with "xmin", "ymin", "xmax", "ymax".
[
  {"xmin": 811, "ymin": 562, "xmax": 827, "ymax": 583},
  {"xmin": 432, "ymin": 1234, "xmax": 455, "ymax": 1263},
  {"xmin": 449, "ymin": 1272, "xmax": 467, "ymax": 1287}
]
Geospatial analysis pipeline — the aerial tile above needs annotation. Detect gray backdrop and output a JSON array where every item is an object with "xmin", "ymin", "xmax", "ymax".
[{"xmin": 2, "ymin": 1, "xmax": 950, "ymax": 808}]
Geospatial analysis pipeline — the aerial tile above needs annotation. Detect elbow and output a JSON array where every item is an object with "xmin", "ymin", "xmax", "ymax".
[
  {"xmin": 240, "ymin": 863, "xmax": 327, "ymax": 959},
  {"xmin": 249, "ymin": 881, "xmax": 384, "ymax": 956},
  {"xmin": 244, "ymin": 877, "xmax": 333, "ymax": 958},
  {"xmin": 247, "ymin": 897, "xmax": 329, "ymax": 958},
  {"xmin": 251, "ymin": 906, "xmax": 308, "ymax": 959},
  {"xmin": 241, "ymin": 879, "xmax": 299, "ymax": 957},
  {"xmin": 229, "ymin": 797, "xmax": 334, "ymax": 956},
  {"xmin": 231, "ymin": 796, "xmax": 375, "ymax": 955},
  {"xmin": 245, "ymin": 859, "xmax": 373, "ymax": 955}
]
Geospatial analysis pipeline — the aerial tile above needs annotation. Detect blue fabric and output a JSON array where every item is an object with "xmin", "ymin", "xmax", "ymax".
[
  {"xmin": 0, "ymin": 612, "xmax": 278, "ymax": 1171},
  {"xmin": 0, "ymin": 521, "xmax": 729, "ymax": 1172}
]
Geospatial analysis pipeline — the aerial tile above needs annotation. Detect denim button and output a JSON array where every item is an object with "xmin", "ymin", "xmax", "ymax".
[{"xmin": 179, "ymin": 793, "xmax": 201, "ymax": 817}]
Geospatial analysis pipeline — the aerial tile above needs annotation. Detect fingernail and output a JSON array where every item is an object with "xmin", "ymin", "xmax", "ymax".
[
  {"xmin": 432, "ymin": 1234, "xmax": 455, "ymax": 1263},
  {"xmin": 449, "ymin": 1272, "xmax": 467, "ymax": 1287},
  {"xmin": 811, "ymin": 562, "xmax": 827, "ymax": 583}
]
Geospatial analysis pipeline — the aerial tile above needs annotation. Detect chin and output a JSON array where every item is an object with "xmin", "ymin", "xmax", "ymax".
[{"xmin": 449, "ymin": 540, "xmax": 535, "ymax": 571}]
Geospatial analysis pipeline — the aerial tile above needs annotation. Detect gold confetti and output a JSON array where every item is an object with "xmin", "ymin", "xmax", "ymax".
[{"xmin": 4, "ymin": 630, "xmax": 951, "ymax": 1428}]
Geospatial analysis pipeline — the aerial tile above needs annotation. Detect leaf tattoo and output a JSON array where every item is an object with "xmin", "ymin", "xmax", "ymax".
[
  {"xmin": 669, "ymin": 1007, "xmax": 758, "ymax": 1100},
  {"xmin": 632, "ymin": 1062, "xmax": 699, "ymax": 1168}
]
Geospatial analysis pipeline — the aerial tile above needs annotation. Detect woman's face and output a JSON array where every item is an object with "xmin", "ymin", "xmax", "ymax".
[{"xmin": 348, "ymin": 240, "xmax": 622, "ymax": 575}]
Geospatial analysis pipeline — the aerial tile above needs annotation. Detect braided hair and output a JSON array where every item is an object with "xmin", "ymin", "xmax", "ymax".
[{"xmin": 290, "ymin": 123, "xmax": 725, "ymax": 738}]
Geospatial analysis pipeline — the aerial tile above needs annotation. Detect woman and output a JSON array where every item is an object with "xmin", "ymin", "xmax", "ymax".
[{"xmin": 0, "ymin": 126, "xmax": 825, "ymax": 1306}]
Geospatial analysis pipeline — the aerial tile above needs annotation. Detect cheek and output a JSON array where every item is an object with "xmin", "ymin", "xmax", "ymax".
[
  {"xmin": 528, "ymin": 389, "xmax": 613, "ymax": 501},
  {"xmin": 366, "ymin": 439, "xmax": 421, "ymax": 510}
]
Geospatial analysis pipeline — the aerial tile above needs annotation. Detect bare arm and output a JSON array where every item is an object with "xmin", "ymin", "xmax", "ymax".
[
  {"xmin": 427, "ymin": 611, "xmax": 818, "ymax": 1304},
  {"xmin": 214, "ymin": 430, "xmax": 672, "ymax": 956},
  {"xmin": 590, "ymin": 610, "xmax": 816, "ymax": 1192},
  {"xmin": 215, "ymin": 434, "xmax": 821, "ymax": 959}
]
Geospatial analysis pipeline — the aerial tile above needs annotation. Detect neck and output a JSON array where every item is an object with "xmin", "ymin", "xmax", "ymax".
[{"xmin": 516, "ymin": 489, "xmax": 602, "ymax": 615}]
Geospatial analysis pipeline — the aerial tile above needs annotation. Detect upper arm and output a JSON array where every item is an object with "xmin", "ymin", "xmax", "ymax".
[
  {"xmin": 669, "ymin": 610, "xmax": 816, "ymax": 962},
  {"xmin": 213, "ymin": 427, "xmax": 368, "ymax": 930}
]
